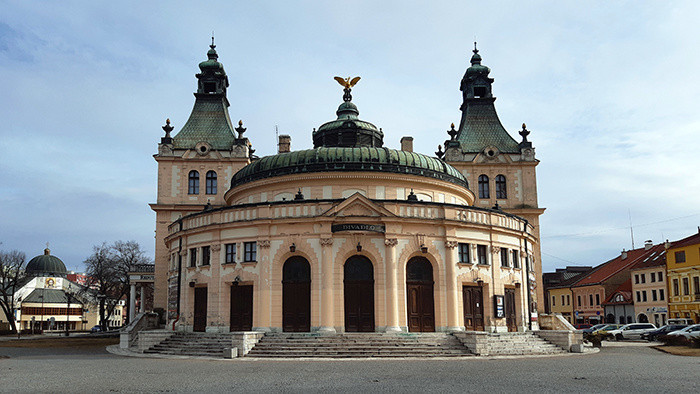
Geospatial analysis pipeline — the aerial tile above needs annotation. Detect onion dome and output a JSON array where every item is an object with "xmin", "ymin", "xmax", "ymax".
[
  {"xmin": 26, "ymin": 248, "xmax": 67, "ymax": 278},
  {"xmin": 312, "ymin": 77, "xmax": 384, "ymax": 148},
  {"xmin": 465, "ymin": 45, "xmax": 490, "ymax": 78},
  {"xmin": 230, "ymin": 147, "xmax": 468, "ymax": 189}
]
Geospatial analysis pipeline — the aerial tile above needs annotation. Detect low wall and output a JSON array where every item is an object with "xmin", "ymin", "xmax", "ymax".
[
  {"xmin": 137, "ymin": 330, "xmax": 175, "ymax": 352},
  {"xmin": 452, "ymin": 331, "xmax": 489, "ymax": 355},
  {"xmin": 534, "ymin": 330, "xmax": 582, "ymax": 352},
  {"xmin": 119, "ymin": 312, "xmax": 160, "ymax": 349},
  {"xmin": 538, "ymin": 314, "xmax": 575, "ymax": 331},
  {"xmin": 231, "ymin": 332, "xmax": 265, "ymax": 356}
]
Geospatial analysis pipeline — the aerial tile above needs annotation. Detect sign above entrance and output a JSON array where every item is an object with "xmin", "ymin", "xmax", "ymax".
[{"xmin": 331, "ymin": 224, "xmax": 385, "ymax": 233}]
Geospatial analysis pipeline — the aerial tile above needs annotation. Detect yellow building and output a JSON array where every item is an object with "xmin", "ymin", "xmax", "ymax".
[
  {"xmin": 548, "ymin": 287, "xmax": 575, "ymax": 323},
  {"xmin": 666, "ymin": 231, "xmax": 700, "ymax": 323}
]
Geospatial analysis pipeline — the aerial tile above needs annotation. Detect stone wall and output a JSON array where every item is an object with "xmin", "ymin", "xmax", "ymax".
[
  {"xmin": 137, "ymin": 330, "xmax": 175, "ymax": 352},
  {"xmin": 538, "ymin": 313, "xmax": 575, "ymax": 330},
  {"xmin": 534, "ymin": 330, "xmax": 582, "ymax": 352},
  {"xmin": 230, "ymin": 332, "xmax": 265, "ymax": 355}
]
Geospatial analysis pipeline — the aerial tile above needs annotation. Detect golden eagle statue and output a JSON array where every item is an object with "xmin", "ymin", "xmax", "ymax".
[{"xmin": 334, "ymin": 76, "xmax": 361, "ymax": 89}]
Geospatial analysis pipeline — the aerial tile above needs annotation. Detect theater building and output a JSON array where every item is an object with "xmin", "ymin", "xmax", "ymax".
[{"xmin": 150, "ymin": 42, "xmax": 544, "ymax": 333}]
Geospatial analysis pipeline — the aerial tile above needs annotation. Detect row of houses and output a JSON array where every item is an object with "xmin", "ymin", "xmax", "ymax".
[{"xmin": 544, "ymin": 230, "xmax": 700, "ymax": 327}]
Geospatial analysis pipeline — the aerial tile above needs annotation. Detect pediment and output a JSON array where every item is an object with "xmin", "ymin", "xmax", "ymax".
[{"xmin": 322, "ymin": 192, "xmax": 396, "ymax": 218}]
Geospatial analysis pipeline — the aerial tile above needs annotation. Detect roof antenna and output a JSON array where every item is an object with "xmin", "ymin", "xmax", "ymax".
[
  {"xmin": 628, "ymin": 209, "xmax": 635, "ymax": 250},
  {"xmin": 211, "ymin": 31, "xmax": 215, "ymax": 47}
]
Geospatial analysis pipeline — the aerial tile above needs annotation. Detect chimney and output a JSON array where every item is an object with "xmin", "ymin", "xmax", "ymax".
[
  {"xmin": 400, "ymin": 137, "xmax": 413, "ymax": 152},
  {"xmin": 644, "ymin": 240, "xmax": 653, "ymax": 250},
  {"xmin": 621, "ymin": 249, "xmax": 627, "ymax": 260},
  {"xmin": 664, "ymin": 239, "xmax": 671, "ymax": 249},
  {"xmin": 278, "ymin": 135, "xmax": 291, "ymax": 153}
]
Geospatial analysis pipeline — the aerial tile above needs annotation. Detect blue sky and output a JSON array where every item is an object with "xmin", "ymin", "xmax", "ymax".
[{"xmin": 1, "ymin": 1, "xmax": 699, "ymax": 273}]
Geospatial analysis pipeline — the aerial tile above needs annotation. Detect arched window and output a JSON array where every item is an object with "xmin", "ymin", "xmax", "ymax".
[
  {"xmin": 188, "ymin": 170, "xmax": 199, "ymax": 194},
  {"xmin": 205, "ymin": 171, "xmax": 217, "ymax": 195},
  {"xmin": 495, "ymin": 175, "xmax": 507, "ymax": 199},
  {"xmin": 478, "ymin": 175, "xmax": 490, "ymax": 199}
]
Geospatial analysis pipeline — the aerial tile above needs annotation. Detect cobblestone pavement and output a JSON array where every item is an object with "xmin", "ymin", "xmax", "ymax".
[{"xmin": 0, "ymin": 343, "xmax": 698, "ymax": 393}]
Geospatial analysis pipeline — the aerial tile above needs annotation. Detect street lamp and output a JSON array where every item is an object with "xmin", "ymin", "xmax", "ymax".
[{"xmin": 65, "ymin": 292, "xmax": 72, "ymax": 337}]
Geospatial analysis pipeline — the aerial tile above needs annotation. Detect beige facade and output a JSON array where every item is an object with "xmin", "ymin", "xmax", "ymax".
[
  {"xmin": 631, "ymin": 264, "xmax": 668, "ymax": 326},
  {"xmin": 151, "ymin": 43, "xmax": 544, "ymax": 334}
]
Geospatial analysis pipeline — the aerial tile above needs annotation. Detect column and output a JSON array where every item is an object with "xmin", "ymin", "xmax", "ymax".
[
  {"xmin": 384, "ymin": 238, "xmax": 401, "ymax": 332},
  {"xmin": 129, "ymin": 283, "xmax": 136, "ymax": 323},
  {"xmin": 140, "ymin": 285, "xmax": 146, "ymax": 313},
  {"xmin": 319, "ymin": 237, "xmax": 336, "ymax": 333},
  {"xmin": 445, "ymin": 241, "xmax": 461, "ymax": 331}
]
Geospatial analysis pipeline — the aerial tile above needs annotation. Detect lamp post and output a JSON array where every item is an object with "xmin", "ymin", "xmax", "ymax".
[
  {"xmin": 65, "ymin": 292, "xmax": 72, "ymax": 337},
  {"xmin": 96, "ymin": 294, "xmax": 106, "ymax": 331},
  {"xmin": 39, "ymin": 293, "xmax": 44, "ymax": 334}
]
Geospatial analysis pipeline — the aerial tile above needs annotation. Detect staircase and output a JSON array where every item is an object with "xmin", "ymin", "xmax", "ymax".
[
  {"xmin": 455, "ymin": 331, "xmax": 567, "ymax": 356},
  {"xmin": 144, "ymin": 332, "xmax": 234, "ymax": 358},
  {"xmin": 245, "ymin": 332, "xmax": 472, "ymax": 358}
]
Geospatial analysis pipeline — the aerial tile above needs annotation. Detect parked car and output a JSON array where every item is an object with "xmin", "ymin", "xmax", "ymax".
[
  {"xmin": 667, "ymin": 318, "xmax": 695, "ymax": 325},
  {"xmin": 641, "ymin": 324, "xmax": 688, "ymax": 341},
  {"xmin": 90, "ymin": 325, "xmax": 104, "ymax": 333},
  {"xmin": 582, "ymin": 324, "xmax": 607, "ymax": 334},
  {"xmin": 666, "ymin": 324, "xmax": 700, "ymax": 339},
  {"xmin": 593, "ymin": 324, "xmax": 622, "ymax": 337},
  {"xmin": 608, "ymin": 323, "xmax": 657, "ymax": 340},
  {"xmin": 574, "ymin": 324, "xmax": 592, "ymax": 330}
]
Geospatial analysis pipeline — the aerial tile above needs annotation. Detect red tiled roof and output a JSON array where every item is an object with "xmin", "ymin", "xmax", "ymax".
[
  {"xmin": 602, "ymin": 279, "xmax": 633, "ymax": 305},
  {"xmin": 630, "ymin": 245, "xmax": 666, "ymax": 270},
  {"xmin": 573, "ymin": 245, "xmax": 661, "ymax": 287},
  {"xmin": 669, "ymin": 230, "xmax": 700, "ymax": 250}
]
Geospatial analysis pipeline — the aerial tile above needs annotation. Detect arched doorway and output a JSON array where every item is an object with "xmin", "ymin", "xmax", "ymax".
[
  {"xmin": 637, "ymin": 313, "xmax": 648, "ymax": 323},
  {"xmin": 344, "ymin": 255, "xmax": 375, "ymax": 332},
  {"xmin": 282, "ymin": 256, "xmax": 311, "ymax": 332},
  {"xmin": 406, "ymin": 257, "xmax": 435, "ymax": 332}
]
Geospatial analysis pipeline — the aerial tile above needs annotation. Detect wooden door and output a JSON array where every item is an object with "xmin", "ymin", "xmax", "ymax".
[
  {"xmin": 463, "ymin": 285, "xmax": 484, "ymax": 331},
  {"xmin": 344, "ymin": 256, "xmax": 375, "ymax": 332},
  {"xmin": 193, "ymin": 287, "xmax": 207, "ymax": 332},
  {"xmin": 230, "ymin": 284, "xmax": 253, "ymax": 331},
  {"xmin": 282, "ymin": 257, "xmax": 311, "ymax": 332},
  {"xmin": 505, "ymin": 288, "xmax": 517, "ymax": 332},
  {"xmin": 406, "ymin": 257, "xmax": 435, "ymax": 332}
]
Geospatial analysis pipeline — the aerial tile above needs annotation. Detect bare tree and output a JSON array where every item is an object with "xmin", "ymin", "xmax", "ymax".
[
  {"xmin": 0, "ymin": 250, "xmax": 27, "ymax": 333},
  {"xmin": 82, "ymin": 241, "xmax": 152, "ymax": 329}
]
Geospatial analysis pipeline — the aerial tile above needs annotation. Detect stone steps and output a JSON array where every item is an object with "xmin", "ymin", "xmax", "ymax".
[
  {"xmin": 246, "ymin": 333, "xmax": 472, "ymax": 358},
  {"xmin": 455, "ymin": 332, "xmax": 567, "ymax": 356}
]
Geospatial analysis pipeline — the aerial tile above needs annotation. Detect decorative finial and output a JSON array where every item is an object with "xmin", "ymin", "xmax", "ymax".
[
  {"xmin": 474, "ymin": 41, "xmax": 478, "ymax": 53},
  {"xmin": 211, "ymin": 33, "xmax": 215, "ymax": 48},
  {"xmin": 162, "ymin": 118, "xmax": 173, "ymax": 136},
  {"xmin": 44, "ymin": 242, "xmax": 50, "ymax": 255},
  {"xmin": 492, "ymin": 201, "xmax": 500, "ymax": 210},
  {"xmin": 447, "ymin": 123, "xmax": 458, "ymax": 140},
  {"xmin": 235, "ymin": 120, "xmax": 246, "ymax": 139},
  {"xmin": 334, "ymin": 76, "xmax": 361, "ymax": 102},
  {"xmin": 519, "ymin": 123, "xmax": 530, "ymax": 144},
  {"xmin": 435, "ymin": 145, "xmax": 444, "ymax": 159},
  {"xmin": 294, "ymin": 188, "xmax": 304, "ymax": 200},
  {"xmin": 407, "ymin": 189, "xmax": 418, "ymax": 201}
]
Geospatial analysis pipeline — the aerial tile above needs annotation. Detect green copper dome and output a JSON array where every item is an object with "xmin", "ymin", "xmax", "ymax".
[
  {"xmin": 230, "ymin": 147, "xmax": 468, "ymax": 189},
  {"xmin": 26, "ymin": 249, "xmax": 67, "ymax": 278}
]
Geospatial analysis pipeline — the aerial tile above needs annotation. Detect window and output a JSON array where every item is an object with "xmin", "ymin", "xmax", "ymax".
[
  {"xmin": 636, "ymin": 291, "xmax": 641, "ymax": 302},
  {"xmin": 201, "ymin": 246, "xmax": 210, "ymax": 266},
  {"xmin": 476, "ymin": 245, "xmax": 488, "ymax": 265},
  {"xmin": 589, "ymin": 294, "xmax": 593, "ymax": 306},
  {"xmin": 244, "ymin": 242, "xmax": 257, "ymax": 262},
  {"xmin": 189, "ymin": 248, "xmax": 197, "ymax": 267},
  {"xmin": 683, "ymin": 277, "xmax": 690, "ymax": 295},
  {"xmin": 652, "ymin": 289, "xmax": 657, "ymax": 301},
  {"xmin": 642, "ymin": 291, "xmax": 647, "ymax": 302},
  {"xmin": 188, "ymin": 170, "xmax": 200, "ymax": 194},
  {"xmin": 650, "ymin": 272, "xmax": 656, "ymax": 282},
  {"xmin": 640, "ymin": 274, "xmax": 645, "ymax": 284},
  {"xmin": 478, "ymin": 175, "xmax": 490, "ymax": 199},
  {"xmin": 567, "ymin": 295, "xmax": 570, "ymax": 305},
  {"xmin": 500, "ymin": 247, "xmax": 509, "ymax": 267},
  {"xmin": 577, "ymin": 295, "xmax": 581, "ymax": 307},
  {"xmin": 695, "ymin": 277, "xmax": 700, "ymax": 295},
  {"xmin": 552, "ymin": 295, "xmax": 556, "ymax": 307},
  {"xmin": 225, "ymin": 243, "xmax": 236, "ymax": 264},
  {"xmin": 512, "ymin": 250, "xmax": 520, "ymax": 268},
  {"xmin": 458, "ymin": 243, "xmax": 470, "ymax": 264},
  {"xmin": 595, "ymin": 294, "xmax": 600, "ymax": 306},
  {"xmin": 659, "ymin": 289, "xmax": 665, "ymax": 301},
  {"xmin": 495, "ymin": 175, "xmax": 507, "ymax": 199},
  {"xmin": 675, "ymin": 251, "xmax": 686, "ymax": 263},
  {"xmin": 658, "ymin": 271, "xmax": 663, "ymax": 281},
  {"xmin": 634, "ymin": 274, "xmax": 639, "ymax": 284},
  {"xmin": 205, "ymin": 171, "xmax": 217, "ymax": 195},
  {"xmin": 561, "ymin": 295, "xmax": 565, "ymax": 306},
  {"xmin": 673, "ymin": 279, "xmax": 679, "ymax": 296}
]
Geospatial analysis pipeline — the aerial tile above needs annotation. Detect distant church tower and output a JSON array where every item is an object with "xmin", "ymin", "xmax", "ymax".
[
  {"xmin": 150, "ymin": 40, "xmax": 254, "ymax": 314},
  {"xmin": 442, "ymin": 45, "xmax": 545, "ymax": 315}
]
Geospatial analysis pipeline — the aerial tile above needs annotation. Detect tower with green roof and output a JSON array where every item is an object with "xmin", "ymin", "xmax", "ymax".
[{"xmin": 443, "ymin": 44, "xmax": 545, "ymax": 315}]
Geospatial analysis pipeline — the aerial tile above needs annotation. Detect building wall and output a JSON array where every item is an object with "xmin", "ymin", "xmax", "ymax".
[
  {"xmin": 572, "ymin": 285, "xmax": 605, "ymax": 323},
  {"xmin": 631, "ymin": 266, "xmax": 668, "ymax": 326},
  {"xmin": 547, "ymin": 287, "xmax": 574, "ymax": 323},
  {"xmin": 667, "ymin": 240, "xmax": 700, "ymax": 323}
]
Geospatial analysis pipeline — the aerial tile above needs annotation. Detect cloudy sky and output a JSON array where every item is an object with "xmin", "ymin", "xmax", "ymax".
[{"xmin": 1, "ymin": 1, "xmax": 699, "ymax": 273}]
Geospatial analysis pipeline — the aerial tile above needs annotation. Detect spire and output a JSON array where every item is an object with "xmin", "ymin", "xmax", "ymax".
[{"xmin": 450, "ymin": 45, "xmax": 521, "ymax": 154}]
